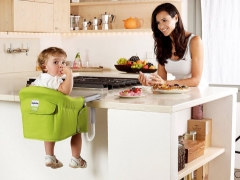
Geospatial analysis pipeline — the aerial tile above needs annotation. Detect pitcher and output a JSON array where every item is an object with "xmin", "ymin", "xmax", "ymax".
[
  {"xmin": 122, "ymin": 17, "xmax": 144, "ymax": 29},
  {"xmin": 100, "ymin": 12, "xmax": 115, "ymax": 30}
]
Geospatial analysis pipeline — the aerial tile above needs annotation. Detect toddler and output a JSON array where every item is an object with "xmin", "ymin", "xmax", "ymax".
[{"xmin": 32, "ymin": 47, "xmax": 87, "ymax": 169}]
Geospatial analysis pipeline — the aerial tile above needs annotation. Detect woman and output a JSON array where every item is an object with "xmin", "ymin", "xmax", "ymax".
[{"xmin": 139, "ymin": 3, "xmax": 206, "ymax": 87}]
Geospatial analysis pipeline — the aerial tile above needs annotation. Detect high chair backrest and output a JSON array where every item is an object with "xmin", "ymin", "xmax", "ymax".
[{"xmin": 19, "ymin": 86, "xmax": 88, "ymax": 142}]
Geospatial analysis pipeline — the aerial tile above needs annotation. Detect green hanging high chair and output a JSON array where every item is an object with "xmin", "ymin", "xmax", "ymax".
[{"xmin": 19, "ymin": 86, "xmax": 88, "ymax": 142}]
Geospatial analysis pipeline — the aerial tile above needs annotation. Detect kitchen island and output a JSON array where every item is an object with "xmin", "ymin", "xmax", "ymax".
[{"xmin": 0, "ymin": 76, "xmax": 238, "ymax": 180}]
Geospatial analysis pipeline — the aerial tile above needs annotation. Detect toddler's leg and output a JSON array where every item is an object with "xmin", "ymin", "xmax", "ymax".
[
  {"xmin": 44, "ymin": 141, "xmax": 55, "ymax": 156},
  {"xmin": 71, "ymin": 133, "xmax": 82, "ymax": 158},
  {"xmin": 44, "ymin": 141, "xmax": 63, "ymax": 169},
  {"xmin": 69, "ymin": 133, "xmax": 87, "ymax": 168}
]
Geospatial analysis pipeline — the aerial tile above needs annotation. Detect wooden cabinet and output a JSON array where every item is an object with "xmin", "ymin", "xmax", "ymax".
[
  {"xmin": 15, "ymin": 1, "xmax": 53, "ymax": 32},
  {"xmin": 35, "ymin": 0, "xmax": 54, "ymax": 3},
  {"xmin": 70, "ymin": 0, "xmax": 182, "ymax": 33},
  {"xmin": 14, "ymin": 1, "xmax": 36, "ymax": 32},
  {"xmin": 19, "ymin": 0, "xmax": 35, "ymax": 1},
  {"xmin": 19, "ymin": 0, "xmax": 53, "ymax": 3},
  {"xmin": 53, "ymin": 0, "xmax": 70, "ymax": 32},
  {"xmin": 34, "ymin": 2, "xmax": 54, "ymax": 32},
  {"xmin": 0, "ymin": 0, "xmax": 69, "ymax": 33}
]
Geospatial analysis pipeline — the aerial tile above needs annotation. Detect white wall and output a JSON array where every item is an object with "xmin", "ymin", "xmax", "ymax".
[
  {"xmin": 0, "ymin": 0, "xmax": 189, "ymax": 74},
  {"xmin": 61, "ymin": 32, "xmax": 157, "ymax": 69},
  {"xmin": 0, "ymin": 32, "xmax": 158, "ymax": 73}
]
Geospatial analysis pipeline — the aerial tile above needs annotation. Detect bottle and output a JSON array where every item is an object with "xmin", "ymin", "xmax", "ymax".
[{"xmin": 73, "ymin": 52, "xmax": 82, "ymax": 68}]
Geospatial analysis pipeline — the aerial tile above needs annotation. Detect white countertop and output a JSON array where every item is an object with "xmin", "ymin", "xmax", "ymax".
[{"xmin": 0, "ymin": 71, "xmax": 238, "ymax": 113}]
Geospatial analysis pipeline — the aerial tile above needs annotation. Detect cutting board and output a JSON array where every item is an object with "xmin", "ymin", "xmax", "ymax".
[{"xmin": 71, "ymin": 67, "xmax": 103, "ymax": 72}]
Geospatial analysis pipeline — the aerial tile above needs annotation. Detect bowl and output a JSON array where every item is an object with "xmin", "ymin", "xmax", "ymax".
[
  {"xmin": 131, "ymin": 68, "xmax": 157, "ymax": 73},
  {"xmin": 114, "ymin": 65, "xmax": 135, "ymax": 73}
]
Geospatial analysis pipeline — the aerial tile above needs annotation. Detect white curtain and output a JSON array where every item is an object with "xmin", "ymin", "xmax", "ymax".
[{"xmin": 201, "ymin": 0, "xmax": 240, "ymax": 85}]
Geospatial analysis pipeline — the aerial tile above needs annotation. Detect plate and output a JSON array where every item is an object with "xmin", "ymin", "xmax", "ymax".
[
  {"xmin": 152, "ymin": 88, "xmax": 190, "ymax": 94},
  {"xmin": 131, "ymin": 68, "xmax": 157, "ymax": 73},
  {"xmin": 114, "ymin": 94, "xmax": 146, "ymax": 98},
  {"xmin": 114, "ymin": 65, "xmax": 135, "ymax": 73},
  {"xmin": 132, "ymin": 85, "xmax": 152, "ymax": 92}
]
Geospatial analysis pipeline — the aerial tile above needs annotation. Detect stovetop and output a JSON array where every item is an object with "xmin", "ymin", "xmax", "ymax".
[
  {"xmin": 73, "ymin": 76, "xmax": 141, "ymax": 90},
  {"xmin": 26, "ymin": 76, "xmax": 141, "ymax": 90}
]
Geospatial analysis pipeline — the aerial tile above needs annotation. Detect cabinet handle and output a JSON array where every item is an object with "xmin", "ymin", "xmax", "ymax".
[{"xmin": 55, "ymin": 27, "xmax": 58, "ymax": 30}]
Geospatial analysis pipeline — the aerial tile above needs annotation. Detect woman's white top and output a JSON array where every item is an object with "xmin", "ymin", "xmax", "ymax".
[
  {"xmin": 31, "ymin": 73, "xmax": 63, "ymax": 90},
  {"xmin": 165, "ymin": 34, "xmax": 208, "ymax": 88}
]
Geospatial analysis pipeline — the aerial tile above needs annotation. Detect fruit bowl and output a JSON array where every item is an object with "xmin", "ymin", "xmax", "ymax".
[
  {"xmin": 131, "ymin": 68, "xmax": 157, "ymax": 73},
  {"xmin": 114, "ymin": 65, "xmax": 135, "ymax": 73}
]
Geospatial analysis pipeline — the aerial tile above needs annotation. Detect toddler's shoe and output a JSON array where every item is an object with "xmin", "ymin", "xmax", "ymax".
[
  {"xmin": 69, "ymin": 156, "xmax": 87, "ymax": 168},
  {"xmin": 45, "ymin": 155, "xmax": 63, "ymax": 169}
]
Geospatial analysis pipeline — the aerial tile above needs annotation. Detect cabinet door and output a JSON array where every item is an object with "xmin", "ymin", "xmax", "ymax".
[
  {"xmin": 53, "ymin": 0, "xmax": 70, "ymax": 32},
  {"xmin": 35, "ymin": 0, "xmax": 54, "ymax": 3},
  {"xmin": 0, "ymin": 0, "xmax": 14, "ymax": 31},
  {"xmin": 34, "ymin": 2, "xmax": 53, "ymax": 32},
  {"xmin": 14, "ymin": 1, "xmax": 35, "ymax": 32}
]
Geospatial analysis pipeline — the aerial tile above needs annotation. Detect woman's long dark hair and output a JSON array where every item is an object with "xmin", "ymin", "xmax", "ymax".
[{"xmin": 151, "ymin": 3, "xmax": 189, "ymax": 66}]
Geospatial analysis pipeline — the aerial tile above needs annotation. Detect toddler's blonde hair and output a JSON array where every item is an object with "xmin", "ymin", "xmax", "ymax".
[{"xmin": 37, "ymin": 47, "xmax": 67, "ymax": 73}]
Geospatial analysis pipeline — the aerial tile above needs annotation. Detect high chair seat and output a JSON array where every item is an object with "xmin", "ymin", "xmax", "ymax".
[{"xmin": 19, "ymin": 86, "xmax": 88, "ymax": 142}]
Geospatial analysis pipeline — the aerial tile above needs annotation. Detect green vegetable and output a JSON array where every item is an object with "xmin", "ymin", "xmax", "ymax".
[{"xmin": 75, "ymin": 52, "xmax": 80, "ymax": 58}]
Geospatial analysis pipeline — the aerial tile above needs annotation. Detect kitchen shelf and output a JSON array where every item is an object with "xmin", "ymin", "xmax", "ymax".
[
  {"xmin": 71, "ymin": 0, "xmax": 182, "ymax": 7},
  {"xmin": 70, "ymin": 0, "xmax": 182, "ymax": 33},
  {"xmin": 178, "ymin": 147, "xmax": 225, "ymax": 180},
  {"xmin": 70, "ymin": 28, "xmax": 152, "ymax": 33}
]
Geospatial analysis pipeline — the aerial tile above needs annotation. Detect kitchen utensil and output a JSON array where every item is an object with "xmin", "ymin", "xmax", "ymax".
[
  {"xmin": 123, "ymin": 17, "xmax": 144, "ymax": 29},
  {"xmin": 74, "ymin": 16, "xmax": 80, "ymax": 30},
  {"xmin": 92, "ymin": 17, "xmax": 100, "ymax": 30},
  {"xmin": 100, "ymin": 12, "xmax": 115, "ymax": 30},
  {"xmin": 70, "ymin": 15, "xmax": 75, "ymax": 30},
  {"xmin": 82, "ymin": 19, "xmax": 91, "ymax": 30}
]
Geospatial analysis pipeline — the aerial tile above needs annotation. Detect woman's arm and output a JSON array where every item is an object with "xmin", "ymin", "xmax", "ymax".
[{"xmin": 157, "ymin": 64, "xmax": 167, "ymax": 81}]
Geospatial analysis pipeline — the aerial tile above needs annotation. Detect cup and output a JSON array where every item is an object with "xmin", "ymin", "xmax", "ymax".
[{"xmin": 82, "ymin": 61, "xmax": 92, "ymax": 68}]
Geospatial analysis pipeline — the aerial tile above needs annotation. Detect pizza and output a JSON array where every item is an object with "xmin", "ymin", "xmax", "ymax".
[{"xmin": 152, "ymin": 84, "xmax": 189, "ymax": 91}]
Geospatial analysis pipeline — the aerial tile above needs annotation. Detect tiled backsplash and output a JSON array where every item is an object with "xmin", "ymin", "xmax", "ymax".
[{"xmin": 0, "ymin": 38, "xmax": 40, "ymax": 74}]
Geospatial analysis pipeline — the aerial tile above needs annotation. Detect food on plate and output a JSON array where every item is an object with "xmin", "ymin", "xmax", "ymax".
[
  {"xmin": 152, "ymin": 84, "xmax": 189, "ymax": 91},
  {"xmin": 117, "ymin": 57, "xmax": 128, "ymax": 65},
  {"xmin": 119, "ymin": 87, "xmax": 142, "ymax": 96}
]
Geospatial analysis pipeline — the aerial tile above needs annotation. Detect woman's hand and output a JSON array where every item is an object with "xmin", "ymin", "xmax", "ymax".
[
  {"xmin": 148, "ymin": 74, "xmax": 166, "ymax": 85},
  {"xmin": 138, "ymin": 72, "xmax": 151, "ymax": 86}
]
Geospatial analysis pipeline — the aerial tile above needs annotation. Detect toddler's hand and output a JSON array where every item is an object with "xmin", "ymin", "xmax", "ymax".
[{"xmin": 62, "ymin": 66, "xmax": 72, "ymax": 76}]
